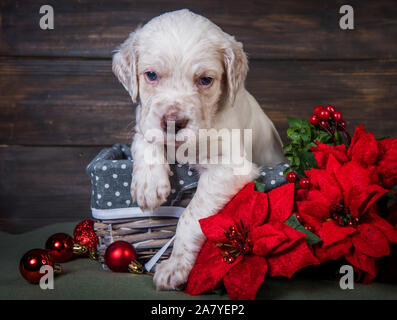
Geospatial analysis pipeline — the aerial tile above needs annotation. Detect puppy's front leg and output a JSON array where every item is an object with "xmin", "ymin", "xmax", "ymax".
[
  {"xmin": 131, "ymin": 133, "xmax": 171, "ymax": 211},
  {"xmin": 153, "ymin": 164, "xmax": 258, "ymax": 290}
]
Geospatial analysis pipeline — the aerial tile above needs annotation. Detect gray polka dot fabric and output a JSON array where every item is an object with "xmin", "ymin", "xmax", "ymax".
[
  {"xmin": 86, "ymin": 144, "xmax": 200, "ymax": 210},
  {"xmin": 255, "ymin": 162, "xmax": 290, "ymax": 192},
  {"xmin": 86, "ymin": 144, "xmax": 290, "ymax": 211}
]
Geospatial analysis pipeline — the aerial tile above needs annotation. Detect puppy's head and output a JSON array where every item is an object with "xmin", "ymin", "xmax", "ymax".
[{"xmin": 113, "ymin": 9, "xmax": 248, "ymax": 143}]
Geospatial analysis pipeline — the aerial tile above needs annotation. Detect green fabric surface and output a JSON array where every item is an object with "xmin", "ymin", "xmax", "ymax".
[{"xmin": 1, "ymin": 221, "xmax": 396, "ymax": 300}]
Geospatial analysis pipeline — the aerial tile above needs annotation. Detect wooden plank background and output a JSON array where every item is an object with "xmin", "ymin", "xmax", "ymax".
[{"xmin": 1, "ymin": 0, "xmax": 396, "ymax": 233}]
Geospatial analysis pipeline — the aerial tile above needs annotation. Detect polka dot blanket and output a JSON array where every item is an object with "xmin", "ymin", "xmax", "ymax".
[{"xmin": 86, "ymin": 144, "xmax": 290, "ymax": 219}]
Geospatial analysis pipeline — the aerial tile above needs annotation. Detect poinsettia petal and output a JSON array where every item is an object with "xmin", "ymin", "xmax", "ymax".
[
  {"xmin": 199, "ymin": 214, "xmax": 235, "ymax": 243},
  {"xmin": 336, "ymin": 161, "xmax": 388, "ymax": 217},
  {"xmin": 305, "ymin": 168, "xmax": 342, "ymax": 205},
  {"xmin": 298, "ymin": 211, "xmax": 325, "ymax": 231},
  {"xmin": 223, "ymin": 255, "xmax": 267, "ymax": 300},
  {"xmin": 315, "ymin": 238, "xmax": 352, "ymax": 262},
  {"xmin": 199, "ymin": 183, "xmax": 269, "ymax": 243},
  {"xmin": 267, "ymin": 183, "xmax": 295, "ymax": 223},
  {"xmin": 344, "ymin": 246, "xmax": 377, "ymax": 283},
  {"xmin": 347, "ymin": 125, "xmax": 379, "ymax": 166},
  {"xmin": 325, "ymin": 153, "xmax": 343, "ymax": 175},
  {"xmin": 311, "ymin": 142, "xmax": 348, "ymax": 169},
  {"xmin": 244, "ymin": 183, "xmax": 269, "ymax": 228},
  {"xmin": 304, "ymin": 189, "xmax": 333, "ymax": 207},
  {"xmin": 268, "ymin": 222, "xmax": 307, "ymax": 255},
  {"xmin": 185, "ymin": 241, "xmax": 243, "ymax": 296},
  {"xmin": 346, "ymin": 184, "xmax": 388, "ymax": 218},
  {"xmin": 352, "ymin": 224, "xmax": 390, "ymax": 258},
  {"xmin": 295, "ymin": 200, "xmax": 330, "ymax": 221},
  {"xmin": 317, "ymin": 220, "xmax": 356, "ymax": 247},
  {"xmin": 336, "ymin": 159, "xmax": 373, "ymax": 188},
  {"xmin": 377, "ymin": 137, "xmax": 397, "ymax": 189},
  {"xmin": 267, "ymin": 239, "xmax": 318, "ymax": 278},
  {"xmin": 296, "ymin": 188, "xmax": 310, "ymax": 201},
  {"xmin": 364, "ymin": 210, "xmax": 397, "ymax": 242},
  {"xmin": 251, "ymin": 223, "xmax": 288, "ymax": 256},
  {"xmin": 222, "ymin": 183, "xmax": 269, "ymax": 229}
]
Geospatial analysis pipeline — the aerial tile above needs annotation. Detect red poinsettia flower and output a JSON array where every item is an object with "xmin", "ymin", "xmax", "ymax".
[
  {"xmin": 295, "ymin": 154, "xmax": 397, "ymax": 283},
  {"xmin": 185, "ymin": 183, "xmax": 318, "ymax": 300},
  {"xmin": 311, "ymin": 125, "xmax": 397, "ymax": 189}
]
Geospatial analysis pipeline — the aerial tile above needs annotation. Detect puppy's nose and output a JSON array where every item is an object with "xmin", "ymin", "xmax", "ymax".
[{"xmin": 161, "ymin": 115, "xmax": 188, "ymax": 133}]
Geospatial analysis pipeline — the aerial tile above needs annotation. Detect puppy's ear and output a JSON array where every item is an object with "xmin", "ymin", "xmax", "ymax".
[
  {"xmin": 112, "ymin": 31, "xmax": 140, "ymax": 103},
  {"xmin": 223, "ymin": 38, "xmax": 248, "ymax": 106}
]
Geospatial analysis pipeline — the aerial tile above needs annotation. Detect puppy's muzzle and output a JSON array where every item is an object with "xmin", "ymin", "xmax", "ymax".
[{"xmin": 161, "ymin": 114, "xmax": 189, "ymax": 134}]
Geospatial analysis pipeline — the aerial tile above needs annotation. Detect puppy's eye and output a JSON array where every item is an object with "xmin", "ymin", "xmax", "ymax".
[
  {"xmin": 198, "ymin": 77, "xmax": 213, "ymax": 86},
  {"xmin": 145, "ymin": 71, "xmax": 158, "ymax": 82}
]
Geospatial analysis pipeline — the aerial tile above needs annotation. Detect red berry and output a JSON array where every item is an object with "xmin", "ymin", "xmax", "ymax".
[
  {"xmin": 339, "ymin": 120, "xmax": 347, "ymax": 128},
  {"xmin": 313, "ymin": 105, "xmax": 323, "ymax": 115},
  {"xmin": 295, "ymin": 213, "xmax": 302, "ymax": 222},
  {"xmin": 299, "ymin": 178, "xmax": 310, "ymax": 189},
  {"xmin": 325, "ymin": 105, "xmax": 335, "ymax": 113},
  {"xmin": 309, "ymin": 114, "xmax": 319, "ymax": 125},
  {"xmin": 332, "ymin": 111, "xmax": 343, "ymax": 122},
  {"xmin": 305, "ymin": 225, "xmax": 314, "ymax": 232},
  {"xmin": 318, "ymin": 109, "xmax": 330, "ymax": 121},
  {"xmin": 319, "ymin": 120, "xmax": 329, "ymax": 129},
  {"xmin": 286, "ymin": 171, "xmax": 298, "ymax": 183}
]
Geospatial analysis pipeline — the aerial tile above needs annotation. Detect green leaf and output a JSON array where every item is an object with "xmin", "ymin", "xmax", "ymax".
[
  {"xmin": 285, "ymin": 214, "xmax": 322, "ymax": 246},
  {"xmin": 287, "ymin": 117, "xmax": 303, "ymax": 128},
  {"xmin": 301, "ymin": 131, "xmax": 312, "ymax": 145},
  {"xmin": 299, "ymin": 151, "xmax": 319, "ymax": 172},
  {"xmin": 283, "ymin": 143, "xmax": 293, "ymax": 153},
  {"xmin": 292, "ymin": 156, "xmax": 300, "ymax": 168},
  {"xmin": 376, "ymin": 136, "xmax": 390, "ymax": 141},
  {"xmin": 334, "ymin": 130, "xmax": 342, "ymax": 145},
  {"xmin": 255, "ymin": 181, "xmax": 266, "ymax": 192},
  {"xmin": 287, "ymin": 131, "xmax": 302, "ymax": 143},
  {"xmin": 315, "ymin": 129, "xmax": 333, "ymax": 144},
  {"xmin": 283, "ymin": 116, "xmax": 335, "ymax": 175}
]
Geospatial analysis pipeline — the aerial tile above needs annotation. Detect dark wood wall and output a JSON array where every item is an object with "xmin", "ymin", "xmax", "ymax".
[{"xmin": 1, "ymin": 0, "xmax": 397, "ymax": 233}]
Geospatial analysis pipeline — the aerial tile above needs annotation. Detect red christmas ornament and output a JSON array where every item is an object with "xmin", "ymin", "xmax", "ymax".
[
  {"xmin": 19, "ymin": 249, "xmax": 61, "ymax": 284},
  {"xmin": 73, "ymin": 219, "xmax": 98, "ymax": 256},
  {"xmin": 104, "ymin": 241, "xmax": 143, "ymax": 273},
  {"xmin": 45, "ymin": 233, "xmax": 74, "ymax": 263}
]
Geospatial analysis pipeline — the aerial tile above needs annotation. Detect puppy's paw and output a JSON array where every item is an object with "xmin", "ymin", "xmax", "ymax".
[
  {"xmin": 131, "ymin": 164, "xmax": 171, "ymax": 211},
  {"xmin": 153, "ymin": 258, "xmax": 191, "ymax": 291}
]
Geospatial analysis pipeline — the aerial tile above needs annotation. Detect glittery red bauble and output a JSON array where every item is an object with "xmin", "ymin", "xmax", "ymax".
[
  {"xmin": 45, "ymin": 233, "xmax": 74, "ymax": 263},
  {"xmin": 73, "ymin": 219, "xmax": 98, "ymax": 251},
  {"xmin": 104, "ymin": 241, "xmax": 137, "ymax": 272},
  {"xmin": 19, "ymin": 249, "xmax": 55, "ymax": 284}
]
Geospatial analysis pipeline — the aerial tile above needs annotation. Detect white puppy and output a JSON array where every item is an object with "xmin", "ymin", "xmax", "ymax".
[{"xmin": 112, "ymin": 9, "xmax": 285, "ymax": 290}]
